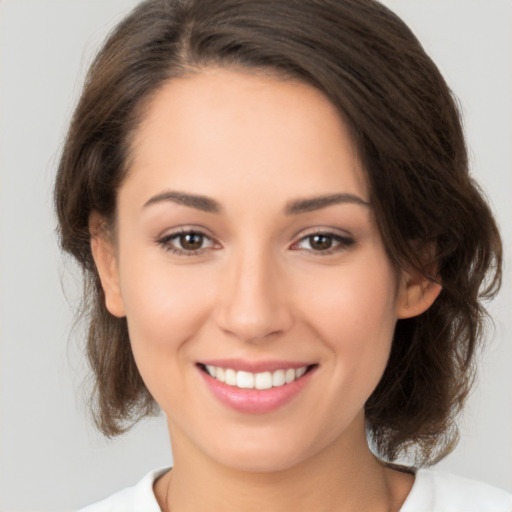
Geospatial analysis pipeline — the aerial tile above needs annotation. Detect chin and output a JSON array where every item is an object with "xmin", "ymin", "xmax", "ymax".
[
  {"xmin": 215, "ymin": 448, "xmax": 309, "ymax": 474},
  {"xmin": 198, "ymin": 426, "xmax": 329, "ymax": 474}
]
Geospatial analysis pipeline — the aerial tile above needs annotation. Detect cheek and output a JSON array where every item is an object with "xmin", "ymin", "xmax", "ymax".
[
  {"xmin": 301, "ymin": 257, "xmax": 398, "ymax": 383},
  {"xmin": 123, "ymin": 271, "xmax": 196, "ymax": 342},
  {"xmin": 305, "ymin": 260, "xmax": 397, "ymax": 330},
  {"xmin": 116, "ymin": 251, "xmax": 216, "ymax": 396}
]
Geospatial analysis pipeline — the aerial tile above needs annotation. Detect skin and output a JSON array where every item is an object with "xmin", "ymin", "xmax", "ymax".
[{"xmin": 91, "ymin": 68, "xmax": 441, "ymax": 512}]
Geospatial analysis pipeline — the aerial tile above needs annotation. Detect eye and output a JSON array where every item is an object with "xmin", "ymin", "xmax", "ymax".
[
  {"xmin": 292, "ymin": 232, "xmax": 354, "ymax": 255},
  {"xmin": 157, "ymin": 230, "xmax": 216, "ymax": 256}
]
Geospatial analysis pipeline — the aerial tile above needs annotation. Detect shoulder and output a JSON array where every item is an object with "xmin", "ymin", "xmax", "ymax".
[
  {"xmin": 401, "ymin": 469, "xmax": 512, "ymax": 512},
  {"xmin": 76, "ymin": 468, "xmax": 169, "ymax": 512}
]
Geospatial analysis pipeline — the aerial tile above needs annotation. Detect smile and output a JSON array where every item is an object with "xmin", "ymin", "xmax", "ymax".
[
  {"xmin": 197, "ymin": 361, "xmax": 318, "ymax": 413},
  {"xmin": 202, "ymin": 365, "xmax": 310, "ymax": 390}
]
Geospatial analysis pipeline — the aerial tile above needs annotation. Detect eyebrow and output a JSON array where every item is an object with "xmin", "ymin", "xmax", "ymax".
[
  {"xmin": 143, "ymin": 190, "xmax": 370, "ymax": 214},
  {"xmin": 284, "ymin": 193, "xmax": 370, "ymax": 215},
  {"xmin": 143, "ymin": 191, "xmax": 221, "ymax": 213}
]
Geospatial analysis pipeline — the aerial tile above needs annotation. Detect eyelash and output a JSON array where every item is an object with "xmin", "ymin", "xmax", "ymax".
[
  {"xmin": 291, "ymin": 231, "xmax": 355, "ymax": 255},
  {"xmin": 156, "ymin": 229, "xmax": 355, "ymax": 257},
  {"xmin": 157, "ymin": 229, "xmax": 216, "ymax": 256}
]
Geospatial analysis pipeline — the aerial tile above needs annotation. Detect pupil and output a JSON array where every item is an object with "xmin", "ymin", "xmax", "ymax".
[
  {"xmin": 311, "ymin": 234, "xmax": 332, "ymax": 250},
  {"xmin": 181, "ymin": 233, "xmax": 203, "ymax": 250}
]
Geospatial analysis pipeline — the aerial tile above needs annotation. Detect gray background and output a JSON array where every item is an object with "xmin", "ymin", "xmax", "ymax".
[{"xmin": 1, "ymin": 1, "xmax": 511, "ymax": 510}]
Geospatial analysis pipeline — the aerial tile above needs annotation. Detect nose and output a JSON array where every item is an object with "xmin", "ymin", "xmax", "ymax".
[{"xmin": 214, "ymin": 246, "xmax": 294, "ymax": 343}]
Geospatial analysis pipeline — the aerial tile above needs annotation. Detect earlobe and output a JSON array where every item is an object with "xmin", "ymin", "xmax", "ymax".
[
  {"xmin": 89, "ymin": 212, "xmax": 126, "ymax": 318},
  {"xmin": 396, "ymin": 269, "xmax": 442, "ymax": 319}
]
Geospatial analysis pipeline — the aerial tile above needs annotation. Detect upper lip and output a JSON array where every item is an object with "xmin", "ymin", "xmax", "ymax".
[{"xmin": 197, "ymin": 359, "xmax": 317, "ymax": 373}]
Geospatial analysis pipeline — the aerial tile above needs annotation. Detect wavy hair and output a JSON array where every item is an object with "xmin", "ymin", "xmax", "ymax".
[{"xmin": 54, "ymin": 0, "xmax": 502, "ymax": 466}]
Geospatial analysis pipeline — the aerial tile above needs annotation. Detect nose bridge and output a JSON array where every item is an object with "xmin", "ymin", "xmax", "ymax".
[{"xmin": 215, "ymin": 242, "xmax": 292, "ymax": 342}]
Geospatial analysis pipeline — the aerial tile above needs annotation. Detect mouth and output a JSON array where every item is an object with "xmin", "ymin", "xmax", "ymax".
[
  {"xmin": 197, "ymin": 363, "xmax": 317, "ymax": 390},
  {"xmin": 196, "ymin": 360, "xmax": 318, "ymax": 413}
]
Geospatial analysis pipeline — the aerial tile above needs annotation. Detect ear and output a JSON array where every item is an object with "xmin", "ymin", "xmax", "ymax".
[
  {"xmin": 396, "ymin": 266, "xmax": 442, "ymax": 319},
  {"xmin": 89, "ymin": 212, "xmax": 126, "ymax": 318}
]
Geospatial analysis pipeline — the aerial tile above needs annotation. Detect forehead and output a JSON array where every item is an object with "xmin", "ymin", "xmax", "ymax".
[{"xmin": 124, "ymin": 67, "xmax": 368, "ymax": 207}]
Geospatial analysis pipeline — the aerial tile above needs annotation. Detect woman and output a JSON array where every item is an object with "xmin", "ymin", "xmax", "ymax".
[{"xmin": 54, "ymin": 0, "xmax": 512, "ymax": 510}]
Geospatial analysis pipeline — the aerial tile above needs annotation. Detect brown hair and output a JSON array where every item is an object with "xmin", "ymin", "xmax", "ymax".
[{"xmin": 55, "ymin": 0, "xmax": 502, "ymax": 466}]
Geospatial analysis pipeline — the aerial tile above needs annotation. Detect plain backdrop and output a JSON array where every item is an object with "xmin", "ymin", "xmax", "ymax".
[{"xmin": 1, "ymin": 0, "xmax": 511, "ymax": 510}]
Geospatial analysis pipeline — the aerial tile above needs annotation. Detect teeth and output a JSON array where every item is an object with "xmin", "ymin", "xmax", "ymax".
[
  {"xmin": 295, "ymin": 367, "xmax": 307, "ymax": 378},
  {"xmin": 204, "ymin": 365, "xmax": 310, "ymax": 389},
  {"xmin": 272, "ymin": 369, "xmax": 286, "ymax": 387},
  {"xmin": 236, "ymin": 371, "xmax": 254, "ymax": 389},
  {"xmin": 255, "ymin": 371, "xmax": 272, "ymax": 390},
  {"xmin": 225, "ymin": 368, "xmax": 236, "ymax": 386},
  {"xmin": 285, "ymin": 368, "xmax": 295, "ymax": 384}
]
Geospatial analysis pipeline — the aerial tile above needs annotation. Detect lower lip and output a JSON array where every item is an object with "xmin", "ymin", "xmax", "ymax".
[{"xmin": 199, "ymin": 367, "xmax": 316, "ymax": 414}]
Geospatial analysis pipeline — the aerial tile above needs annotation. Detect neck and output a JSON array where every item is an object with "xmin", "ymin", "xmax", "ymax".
[{"xmin": 156, "ymin": 412, "xmax": 413, "ymax": 512}]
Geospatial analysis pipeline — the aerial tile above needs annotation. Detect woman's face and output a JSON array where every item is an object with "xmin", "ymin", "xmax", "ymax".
[{"xmin": 94, "ymin": 68, "xmax": 415, "ymax": 472}]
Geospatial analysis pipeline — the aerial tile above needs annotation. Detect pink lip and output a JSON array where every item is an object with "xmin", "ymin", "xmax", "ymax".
[{"xmin": 197, "ymin": 362, "xmax": 317, "ymax": 414}]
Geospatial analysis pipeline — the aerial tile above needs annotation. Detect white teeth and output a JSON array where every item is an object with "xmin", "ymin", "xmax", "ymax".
[
  {"xmin": 204, "ymin": 364, "xmax": 310, "ymax": 389},
  {"xmin": 225, "ymin": 368, "xmax": 236, "ymax": 386},
  {"xmin": 285, "ymin": 368, "xmax": 296, "ymax": 384},
  {"xmin": 295, "ymin": 367, "xmax": 307, "ymax": 378},
  {"xmin": 255, "ymin": 371, "xmax": 272, "ymax": 390},
  {"xmin": 236, "ymin": 371, "xmax": 255, "ymax": 389},
  {"xmin": 272, "ymin": 369, "xmax": 286, "ymax": 387}
]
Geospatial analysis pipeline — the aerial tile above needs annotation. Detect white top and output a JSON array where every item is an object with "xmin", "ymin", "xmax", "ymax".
[{"xmin": 78, "ymin": 467, "xmax": 512, "ymax": 512}]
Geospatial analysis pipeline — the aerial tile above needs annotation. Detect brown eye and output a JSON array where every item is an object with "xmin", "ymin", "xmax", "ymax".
[
  {"xmin": 293, "ymin": 231, "xmax": 355, "ymax": 255},
  {"xmin": 157, "ymin": 230, "xmax": 215, "ymax": 255},
  {"xmin": 309, "ymin": 234, "xmax": 333, "ymax": 251},
  {"xmin": 179, "ymin": 232, "xmax": 204, "ymax": 251}
]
